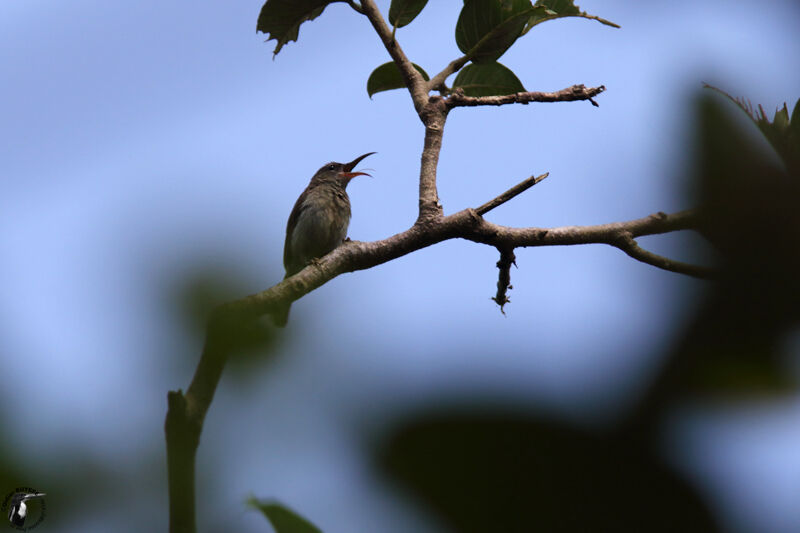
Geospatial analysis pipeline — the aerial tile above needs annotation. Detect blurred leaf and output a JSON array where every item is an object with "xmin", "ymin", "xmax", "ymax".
[
  {"xmin": 790, "ymin": 97, "xmax": 800, "ymax": 140},
  {"xmin": 173, "ymin": 269, "xmax": 282, "ymax": 372},
  {"xmin": 367, "ymin": 61, "xmax": 430, "ymax": 97},
  {"xmin": 456, "ymin": 0, "xmax": 539, "ymax": 64},
  {"xmin": 522, "ymin": 0, "xmax": 620, "ymax": 34},
  {"xmin": 377, "ymin": 408, "xmax": 718, "ymax": 532},
  {"xmin": 634, "ymin": 95, "xmax": 800, "ymax": 409},
  {"xmin": 681, "ymin": 355, "xmax": 797, "ymax": 397},
  {"xmin": 389, "ymin": 0, "xmax": 429, "ymax": 28},
  {"xmin": 248, "ymin": 498, "xmax": 322, "ymax": 533},
  {"xmin": 257, "ymin": 0, "xmax": 339, "ymax": 56},
  {"xmin": 704, "ymin": 85, "xmax": 800, "ymax": 173},
  {"xmin": 453, "ymin": 62, "xmax": 525, "ymax": 96}
]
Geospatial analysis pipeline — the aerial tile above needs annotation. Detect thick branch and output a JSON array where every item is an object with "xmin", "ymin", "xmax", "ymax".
[
  {"xmin": 447, "ymin": 84, "xmax": 606, "ymax": 109},
  {"xmin": 358, "ymin": 0, "xmax": 428, "ymax": 113},
  {"xmin": 166, "ymin": 320, "xmax": 235, "ymax": 533},
  {"xmin": 476, "ymin": 173, "xmax": 549, "ymax": 215},
  {"xmin": 219, "ymin": 208, "xmax": 709, "ymax": 323},
  {"xmin": 418, "ymin": 98, "xmax": 447, "ymax": 220}
]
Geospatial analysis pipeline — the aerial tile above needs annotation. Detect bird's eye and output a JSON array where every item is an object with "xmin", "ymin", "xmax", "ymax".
[{"xmin": 328, "ymin": 164, "xmax": 336, "ymax": 171}]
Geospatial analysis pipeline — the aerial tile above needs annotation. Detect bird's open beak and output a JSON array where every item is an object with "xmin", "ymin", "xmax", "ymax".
[{"xmin": 341, "ymin": 152, "xmax": 375, "ymax": 178}]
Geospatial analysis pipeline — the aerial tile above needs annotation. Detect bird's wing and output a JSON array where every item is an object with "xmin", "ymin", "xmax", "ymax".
[{"xmin": 283, "ymin": 188, "xmax": 310, "ymax": 276}]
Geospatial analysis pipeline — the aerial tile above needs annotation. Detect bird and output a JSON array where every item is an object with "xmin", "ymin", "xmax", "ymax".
[
  {"xmin": 8, "ymin": 491, "xmax": 45, "ymax": 527},
  {"xmin": 272, "ymin": 152, "xmax": 375, "ymax": 327}
]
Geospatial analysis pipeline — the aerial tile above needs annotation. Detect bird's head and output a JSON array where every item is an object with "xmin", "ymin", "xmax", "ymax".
[{"xmin": 312, "ymin": 152, "xmax": 375, "ymax": 186}]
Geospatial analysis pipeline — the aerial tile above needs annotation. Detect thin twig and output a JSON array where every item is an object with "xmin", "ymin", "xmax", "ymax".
[
  {"xmin": 476, "ymin": 173, "xmax": 549, "ymax": 216},
  {"xmin": 345, "ymin": 0, "xmax": 364, "ymax": 14},
  {"xmin": 359, "ymin": 0, "xmax": 428, "ymax": 112},
  {"xmin": 447, "ymin": 84, "xmax": 606, "ymax": 109},
  {"xmin": 613, "ymin": 233, "xmax": 717, "ymax": 280},
  {"xmin": 427, "ymin": 55, "xmax": 469, "ymax": 92}
]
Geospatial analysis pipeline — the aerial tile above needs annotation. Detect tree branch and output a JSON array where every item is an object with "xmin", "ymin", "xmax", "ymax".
[
  {"xmin": 476, "ymin": 173, "xmax": 549, "ymax": 216},
  {"xmin": 613, "ymin": 233, "xmax": 717, "ymax": 279},
  {"xmin": 427, "ymin": 55, "xmax": 469, "ymax": 93},
  {"xmin": 447, "ymin": 84, "xmax": 606, "ymax": 109},
  {"xmin": 417, "ymin": 97, "xmax": 448, "ymax": 220},
  {"xmin": 345, "ymin": 0, "xmax": 364, "ymax": 14},
  {"xmin": 217, "ymin": 208, "xmax": 709, "ymax": 323},
  {"xmin": 166, "ymin": 317, "xmax": 239, "ymax": 533},
  {"xmin": 358, "ymin": 0, "xmax": 429, "ymax": 113}
]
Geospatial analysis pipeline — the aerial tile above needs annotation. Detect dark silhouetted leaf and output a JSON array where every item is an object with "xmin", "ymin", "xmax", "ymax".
[
  {"xmin": 257, "ymin": 0, "xmax": 340, "ymax": 57},
  {"xmin": 704, "ymin": 85, "xmax": 800, "ymax": 173},
  {"xmin": 389, "ymin": 0, "xmax": 429, "ymax": 28},
  {"xmin": 377, "ymin": 408, "xmax": 718, "ymax": 532},
  {"xmin": 248, "ymin": 498, "xmax": 322, "ymax": 533},
  {"xmin": 367, "ymin": 61, "xmax": 430, "ymax": 98},
  {"xmin": 790, "ymin": 97, "xmax": 800, "ymax": 140},
  {"xmin": 452, "ymin": 62, "xmax": 524, "ymax": 96},
  {"xmin": 522, "ymin": 0, "xmax": 620, "ymax": 34},
  {"xmin": 636, "ymin": 95, "xmax": 800, "ymax": 407},
  {"xmin": 455, "ymin": 0, "xmax": 538, "ymax": 64}
]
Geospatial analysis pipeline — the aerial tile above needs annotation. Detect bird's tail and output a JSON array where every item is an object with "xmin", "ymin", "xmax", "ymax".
[{"xmin": 270, "ymin": 301, "xmax": 291, "ymax": 328}]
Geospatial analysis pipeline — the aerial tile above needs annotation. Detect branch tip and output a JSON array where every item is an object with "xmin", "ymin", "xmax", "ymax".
[
  {"xmin": 615, "ymin": 234, "xmax": 717, "ymax": 279},
  {"xmin": 447, "ymin": 84, "xmax": 606, "ymax": 109},
  {"xmin": 476, "ymin": 172, "xmax": 549, "ymax": 216}
]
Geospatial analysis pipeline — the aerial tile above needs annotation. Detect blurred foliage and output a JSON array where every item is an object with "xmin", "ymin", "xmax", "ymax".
[
  {"xmin": 379, "ymin": 408, "xmax": 717, "ymax": 532},
  {"xmin": 173, "ymin": 268, "xmax": 284, "ymax": 378},
  {"xmin": 374, "ymin": 92, "xmax": 800, "ymax": 531},
  {"xmin": 0, "ymin": 436, "xmax": 151, "ymax": 531},
  {"xmin": 248, "ymin": 498, "xmax": 322, "ymax": 533},
  {"xmin": 704, "ymin": 85, "xmax": 800, "ymax": 174}
]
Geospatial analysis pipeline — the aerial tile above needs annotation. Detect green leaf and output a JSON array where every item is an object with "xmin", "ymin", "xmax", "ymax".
[
  {"xmin": 248, "ymin": 498, "xmax": 322, "ymax": 533},
  {"xmin": 367, "ymin": 62, "xmax": 430, "ymax": 98},
  {"xmin": 389, "ymin": 0, "xmax": 429, "ymax": 28},
  {"xmin": 452, "ymin": 62, "xmax": 525, "ymax": 96},
  {"xmin": 523, "ymin": 0, "xmax": 620, "ymax": 34},
  {"xmin": 257, "ymin": 0, "xmax": 340, "ymax": 57},
  {"xmin": 455, "ymin": 0, "xmax": 536, "ymax": 64}
]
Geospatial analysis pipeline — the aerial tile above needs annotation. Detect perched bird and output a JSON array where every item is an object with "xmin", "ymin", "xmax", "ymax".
[
  {"xmin": 8, "ymin": 491, "xmax": 45, "ymax": 527},
  {"xmin": 272, "ymin": 152, "xmax": 375, "ymax": 326}
]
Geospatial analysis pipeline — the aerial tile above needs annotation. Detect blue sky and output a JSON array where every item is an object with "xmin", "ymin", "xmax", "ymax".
[{"xmin": 2, "ymin": 1, "xmax": 800, "ymax": 531}]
